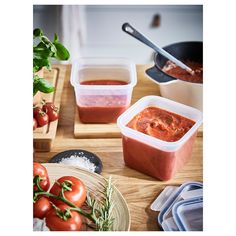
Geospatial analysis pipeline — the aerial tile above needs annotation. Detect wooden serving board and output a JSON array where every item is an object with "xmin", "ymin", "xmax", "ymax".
[
  {"xmin": 74, "ymin": 108, "xmax": 121, "ymax": 138},
  {"xmin": 33, "ymin": 65, "xmax": 67, "ymax": 151},
  {"xmin": 74, "ymin": 65, "xmax": 203, "ymax": 138}
]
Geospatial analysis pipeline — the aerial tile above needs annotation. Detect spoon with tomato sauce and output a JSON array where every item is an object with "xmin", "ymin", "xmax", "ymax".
[{"xmin": 122, "ymin": 22, "xmax": 195, "ymax": 75}]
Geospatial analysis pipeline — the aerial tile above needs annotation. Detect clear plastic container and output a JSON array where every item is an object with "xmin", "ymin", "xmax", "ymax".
[
  {"xmin": 172, "ymin": 197, "xmax": 203, "ymax": 231},
  {"xmin": 117, "ymin": 96, "xmax": 203, "ymax": 180},
  {"xmin": 150, "ymin": 181, "xmax": 203, "ymax": 231},
  {"xmin": 70, "ymin": 58, "xmax": 137, "ymax": 123},
  {"xmin": 158, "ymin": 182, "xmax": 203, "ymax": 228}
]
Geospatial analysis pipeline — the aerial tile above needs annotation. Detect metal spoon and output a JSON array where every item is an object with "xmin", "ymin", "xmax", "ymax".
[{"xmin": 122, "ymin": 22, "xmax": 194, "ymax": 75}]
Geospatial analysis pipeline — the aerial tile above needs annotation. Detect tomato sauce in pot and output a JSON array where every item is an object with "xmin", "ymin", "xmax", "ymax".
[
  {"xmin": 162, "ymin": 60, "xmax": 203, "ymax": 83},
  {"xmin": 78, "ymin": 80, "xmax": 129, "ymax": 123}
]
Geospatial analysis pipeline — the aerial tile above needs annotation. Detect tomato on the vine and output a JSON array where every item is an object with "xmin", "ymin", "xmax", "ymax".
[
  {"xmin": 33, "ymin": 106, "xmax": 42, "ymax": 118},
  {"xmin": 50, "ymin": 176, "xmax": 86, "ymax": 208},
  {"xmin": 47, "ymin": 109, "xmax": 59, "ymax": 122},
  {"xmin": 42, "ymin": 102, "xmax": 59, "ymax": 122},
  {"xmin": 33, "ymin": 162, "xmax": 50, "ymax": 192},
  {"xmin": 33, "ymin": 196, "xmax": 52, "ymax": 219},
  {"xmin": 45, "ymin": 204, "xmax": 82, "ymax": 231},
  {"xmin": 42, "ymin": 102, "xmax": 55, "ymax": 113},
  {"xmin": 35, "ymin": 111, "xmax": 49, "ymax": 127}
]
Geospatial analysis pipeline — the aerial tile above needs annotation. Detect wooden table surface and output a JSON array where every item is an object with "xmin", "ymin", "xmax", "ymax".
[{"xmin": 34, "ymin": 64, "xmax": 203, "ymax": 231}]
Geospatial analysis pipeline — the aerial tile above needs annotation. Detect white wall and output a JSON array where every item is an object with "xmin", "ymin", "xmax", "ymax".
[{"xmin": 82, "ymin": 5, "xmax": 203, "ymax": 63}]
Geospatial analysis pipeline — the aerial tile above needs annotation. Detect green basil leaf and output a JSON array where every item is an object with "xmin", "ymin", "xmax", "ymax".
[
  {"xmin": 53, "ymin": 42, "xmax": 70, "ymax": 60},
  {"xmin": 33, "ymin": 28, "xmax": 43, "ymax": 38},
  {"xmin": 33, "ymin": 76, "xmax": 39, "ymax": 96},
  {"xmin": 54, "ymin": 33, "xmax": 59, "ymax": 43},
  {"xmin": 33, "ymin": 48, "xmax": 51, "ymax": 59},
  {"xmin": 50, "ymin": 44, "xmax": 57, "ymax": 54},
  {"xmin": 33, "ymin": 58, "xmax": 50, "ymax": 72},
  {"xmin": 33, "ymin": 66, "xmax": 40, "ymax": 73},
  {"xmin": 41, "ymin": 35, "xmax": 51, "ymax": 45},
  {"xmin": 33, "ymin": 28, "xmax": 70, "ymax": 94},
  {"xmin": 34, "ymin": 77, "xmax": 54, "ymax": 94}
]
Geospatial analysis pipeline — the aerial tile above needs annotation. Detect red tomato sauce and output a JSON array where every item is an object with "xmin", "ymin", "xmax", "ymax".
[
  {"xmin": 122, "ymin": 106, "xmax": 197, "ymax": 180},
  {"xmin": 162, "ymin": 60, "xmax": 203, "ymax": 83},
  {"xmin": 127, "ymin": 107, "xmax": 195, "ymax": 142},
  {"xmin": 122, "ymin": 131, "xmax": 197, "ymax": 181},
  {"xmin": 78, "ymin": 104, "xmax": 129, "ymax": 123},
  {"xmin": 81, "ymin": 80, "xmax": 128, "ymax": 85},
  {"xmin": 78, "ymin": 80, "xmax": 129, "ymax": 123}
]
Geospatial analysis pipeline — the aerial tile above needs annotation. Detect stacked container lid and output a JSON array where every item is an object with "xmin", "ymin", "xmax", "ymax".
[{"xmin": 151, "ymin": 182, "xmax": 203, "ymax": 231}]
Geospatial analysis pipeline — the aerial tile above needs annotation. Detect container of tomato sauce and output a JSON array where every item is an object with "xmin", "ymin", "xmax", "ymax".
[
  {"xmin": 117, "ymin": 96, "xmax": 202, "ymax": 181},
  {"xmin": 71, "ymin": 58, "xmax": 137, "ymax": 123}
]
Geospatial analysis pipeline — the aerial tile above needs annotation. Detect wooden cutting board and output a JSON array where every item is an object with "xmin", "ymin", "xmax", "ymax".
[
  {"xmin": 33, "ymin": 65, "xmax": 67, "ymax": 151},
  {"xmin": 74, "ymin": 65, "xmax": 203, "ymax": 138},
  {"xmin": 74, "ymin": 108, "xmax": 121, "ymax": 138}
]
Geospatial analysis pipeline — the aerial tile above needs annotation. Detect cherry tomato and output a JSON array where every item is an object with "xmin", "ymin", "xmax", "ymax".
[
  {"xmin": 33, "ymin": 106, "xmax": 42, "ymax": 118},
  {"xmin": 35, "ymin": 111, "xmax": 49, "ymax": 127},
  {"xmin": 33, "ymin": 162, "xmax": 50, "ymax": 192},
  {"xmin": 47, "ymin": 109, "xmax": 59, "ymax": 122},
  {"xmin": 42, "ymin": 102, "xmax": 59, "ymax": 122},
  {"xmin": 33, "ymin": 118, "xmax": 38, "ymax": 130},
  {"xmin": 42, "ymin": 102, "xmax": 56, "ymax": 113},
  {"xmin": 45, "ymin": 204, "xmax": 82, "ymax": 231},
  {"xmin": 33, "ymin": 196, "xmax": 52, "ymax": 219},
  {"xmin": 50, "ymin": 176, "xmax": 86, "ymax": 208}
]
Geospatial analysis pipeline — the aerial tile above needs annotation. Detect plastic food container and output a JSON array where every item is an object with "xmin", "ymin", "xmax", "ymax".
[
  {"xmin": 150, "ymin": 181, "xmax": 203, "ymax": 231},
  {"xmin": 172, "ymin": 197, "xmax": 203, "ymax": 231},
  {"xmin": 117, "ymin": 96, "xmax": 203, "ymax": 181},
  {"xmin": 70, "ymin": 58, "xmax": 137, "ymax": 123}
]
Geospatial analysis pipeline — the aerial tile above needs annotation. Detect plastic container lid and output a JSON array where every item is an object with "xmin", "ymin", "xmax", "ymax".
[
  {"xmin": 172, "ymin": 197, "xmax": 203, "ymax": 231},
  {"xmin": 150, "ymin": 181, "xmax": 203, "ymax": 231},
  {"xmin": 158, "ymin": 182, "xmax": 203, "ymax": 226}
]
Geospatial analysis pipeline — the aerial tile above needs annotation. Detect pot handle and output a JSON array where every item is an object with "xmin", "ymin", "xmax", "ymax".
[{"xmin": 146, "ymin": 66, "xmax": 177, "ymax": 84}]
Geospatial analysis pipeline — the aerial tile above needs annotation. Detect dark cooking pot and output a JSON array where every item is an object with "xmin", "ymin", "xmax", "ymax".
[{"xmin": 146, "ymin": 41, "xmax": 203, "ymax": 110}]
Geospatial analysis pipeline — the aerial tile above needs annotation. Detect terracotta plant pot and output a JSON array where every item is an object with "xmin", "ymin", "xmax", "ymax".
[{"xmin": 33, "ymin": 68, "xmax": 44, "ymax": 106}]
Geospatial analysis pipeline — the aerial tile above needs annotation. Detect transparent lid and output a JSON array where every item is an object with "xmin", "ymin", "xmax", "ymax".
[
  {"xmin": 151, "ymin": 181, "xmax": 203, "ymax": 231},
  {"xmin": 158, "ymin": 182, "xmax": 203, "ymax": 226},
  {"xmin": 172, "ymin": 197, "xmax": 203, "ymax": 231}
]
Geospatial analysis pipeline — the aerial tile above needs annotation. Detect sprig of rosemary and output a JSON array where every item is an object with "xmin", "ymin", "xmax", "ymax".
[{"xmin": 86, "ymin": 176, "xmax": 115, "ymax": 231}]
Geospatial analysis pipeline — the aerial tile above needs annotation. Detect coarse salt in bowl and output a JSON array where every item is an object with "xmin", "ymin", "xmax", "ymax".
[{"xmin": 59, "ymin": 155, "xmax": 96, "ymax": 172}]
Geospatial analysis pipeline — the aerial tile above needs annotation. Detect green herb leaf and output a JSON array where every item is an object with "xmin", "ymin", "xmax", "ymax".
[
  {"xmin": 33, "ymin": 44, "xmax": 52, "ymax": 60},
  {"xmin": 33, "ymin": 28, "xmax": 70, "ymax": 95},
  {"xmin": 33, "ymin": 28, "xmax": 43, "ymax": 38},
  {"xmin": 33, "ymin": 58, "xmax": 50, "ymax": 72},
  {"xmin": 41, "ymin": 35, "xmax": 52, "ymax": 47},
  {"xmin": 53, "ymin": 42, "xmax": 70, "ymax": 60},
  {"xmin": 54, "ymin": 33, "xmax": 59, "ymax": 43},
  {"xmin": 33, "ymin": 75, "xmax": 54, "ymax": 95}
]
